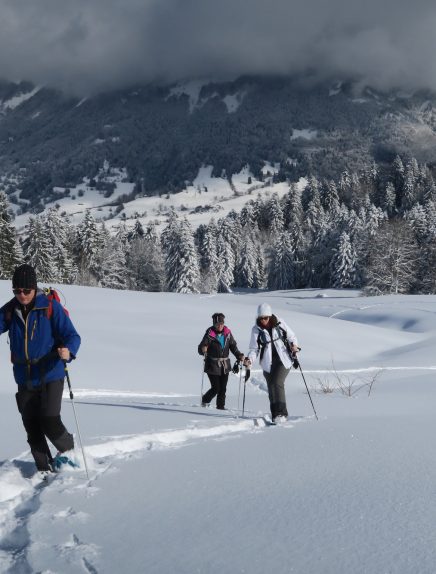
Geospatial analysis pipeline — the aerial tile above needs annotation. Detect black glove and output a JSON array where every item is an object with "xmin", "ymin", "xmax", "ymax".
[
  {"xmin": 292, "ymin": 357, "xmax": 299, "ymax": 369},
  {"xmin": 232, "ymin": 361, "xmax": 240, "ymax": 374}
]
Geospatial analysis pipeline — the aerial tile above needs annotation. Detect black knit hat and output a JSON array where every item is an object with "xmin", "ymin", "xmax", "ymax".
[
  {"xmin": 212, "ymin": 312, "xmax": 225, "ymax": 325},
  {"xmin": 12, "ymin": 264, "xmax": 37, "ymax": 289}
]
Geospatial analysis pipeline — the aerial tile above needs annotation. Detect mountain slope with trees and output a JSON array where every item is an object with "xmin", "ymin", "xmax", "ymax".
[{"xmin": 2, "ymin": 76, "xmax": 436, "ymax": 211}]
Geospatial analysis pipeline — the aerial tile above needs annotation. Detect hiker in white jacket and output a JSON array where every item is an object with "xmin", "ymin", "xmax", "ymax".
[{"xmin": 244, "ymin": 303, "xmax": 299, "ymax": 423}]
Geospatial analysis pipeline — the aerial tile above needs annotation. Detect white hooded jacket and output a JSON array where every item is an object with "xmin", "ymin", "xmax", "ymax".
[{"xmin": 247, "ymin": 316, "xmax": 298, "ymax": 373}]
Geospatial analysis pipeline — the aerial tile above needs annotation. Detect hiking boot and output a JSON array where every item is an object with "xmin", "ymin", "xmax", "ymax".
[
  {"xmin": 272, "ymin": 415, "xmax": 287, "ymax": 424},
  {"xmin": 201, "ymin": 402, "xmax": 208, "ymax": 407},
  {"xmin": 53, "ymin": 451, "xmax": 79, "ymax": 471},
  {"xmin": 39, "ymin": 469, "xmax": 54, "ymax": 481},
  {"xmin": 216, "ymin": 406, "xmax": 227, "ymax": 410}
]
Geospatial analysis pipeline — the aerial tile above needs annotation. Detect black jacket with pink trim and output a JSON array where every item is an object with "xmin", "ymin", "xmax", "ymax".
[{"xmin": 198, "ymin": 325, "xmax": 243, "ymax": 375}]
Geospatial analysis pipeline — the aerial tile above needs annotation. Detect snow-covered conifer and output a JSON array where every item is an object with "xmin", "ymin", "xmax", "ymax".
[
  {"xmin": 0, "ymin": 192, "xmax": 22, "ymax": 278},
  {"xmin": 162, "ymin": 214, "xmax": 200, "ymax": 293},
  {"xmin": 23, "ymin": 216, "xmax": 57, "ymax": 282},
  {"xmin": 268, "ymin": 231, "xmax": 295, "ymax": 290},
  {"xmin": 100, "ymin": 238, "xmax": 128, "ymax": 290},
  {"xmin": 44, "ymin": 208, "xmax": 77, "ymax": 283},
  {"xmin": 129, "ymin": 220, "xmax": 145, "ymax": 241},
  {"xmin": 235, "ymin": 233, "xmax": 257, "ymax": 288},
  {"xmin": 76, "ymin": 211, "xmax": 100, "ymax": 272},
  {"xmin": 127, "ymin": 222, "xmax": 164, "ymax": 291},
  {"xmin": 330, "ymin": 231, "xmax": 358, "ymax": 288},
  {"xmin": 266, "ymin": 194, "xmax": 284, "ymax": 237},
  {"xmin": 199, "ymin": 220, "xmax": 219, "ymax": 293},
  {"xmin": 365, "ymin": 221, "xmax": 418, "ymax": 294}
]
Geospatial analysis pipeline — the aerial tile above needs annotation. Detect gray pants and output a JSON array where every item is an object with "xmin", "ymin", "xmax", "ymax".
[{"xmin": 263, "ymin": 359, "xmax": 290, "ymax": 418}]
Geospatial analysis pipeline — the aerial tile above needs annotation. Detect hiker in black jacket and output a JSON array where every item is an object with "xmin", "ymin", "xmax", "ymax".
[{"xmin": 198, "ymin": 313, "xmax": 244, "ymax": 410}]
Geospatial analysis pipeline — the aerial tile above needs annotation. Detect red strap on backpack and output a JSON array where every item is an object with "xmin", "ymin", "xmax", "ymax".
[{"xmin": 44, "ymin": 288, "xmax": 69, "ymax": 319}]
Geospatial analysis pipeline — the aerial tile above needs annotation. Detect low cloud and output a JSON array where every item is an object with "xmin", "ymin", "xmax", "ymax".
[{"xmin": 1, "ymin": 0, "xmax": 436, "ymax": 95}]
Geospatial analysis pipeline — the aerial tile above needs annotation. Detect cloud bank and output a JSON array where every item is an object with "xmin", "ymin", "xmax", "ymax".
[{"xmin": 1, "ymin": 0, "xmax": 436, "ymax": 95}]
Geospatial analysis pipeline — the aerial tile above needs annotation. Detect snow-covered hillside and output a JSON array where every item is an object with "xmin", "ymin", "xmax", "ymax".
[
  {"xmin": 1, "ymin": 284, "xmax": 436, "ymax": 573},
  {"xmin": 12, "ymin": 165, "xmax": 304, "ymax": 233}
]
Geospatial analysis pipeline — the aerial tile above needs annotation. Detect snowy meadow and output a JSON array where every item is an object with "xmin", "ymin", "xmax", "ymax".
[{"xmin": 0, "ymin": 282, "xmax": 436, "ymax": 573}]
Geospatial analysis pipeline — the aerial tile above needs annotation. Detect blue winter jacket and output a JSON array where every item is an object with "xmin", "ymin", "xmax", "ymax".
[{"xmin": 0, "ymin": 291, "xmax": 81, "ymax": 388}]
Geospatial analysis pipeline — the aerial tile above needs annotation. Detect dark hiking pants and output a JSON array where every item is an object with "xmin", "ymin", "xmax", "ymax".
[
  {"xmin": 202, "ymin": 373, "xmax": 229, "ymax": 409},
  {"xmin": 15, "ymin": 379, "xmax": 74, "ymax": 470},
  {"xmin": 263, "ymin": 359, "xmax": 290, "ymax": 419}
]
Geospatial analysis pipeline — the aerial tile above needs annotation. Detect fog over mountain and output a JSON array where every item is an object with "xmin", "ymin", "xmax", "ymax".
[{"xmin": 1, "ymin": 0, "xmax": 436, "ymax": 95}]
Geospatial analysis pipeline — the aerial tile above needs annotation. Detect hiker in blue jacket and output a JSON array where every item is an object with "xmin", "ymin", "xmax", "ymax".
[{"xmin": 0, "ymin": 264, "xmax": 81, "ymax": 473}]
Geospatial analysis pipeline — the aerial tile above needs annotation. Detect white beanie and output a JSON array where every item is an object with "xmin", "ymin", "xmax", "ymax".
[{"xmin": 257, "ymin": 303, "xmax": 272, "ymax": 317}]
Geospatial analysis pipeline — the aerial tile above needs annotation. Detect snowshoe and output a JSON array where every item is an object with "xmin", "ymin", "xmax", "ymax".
[{"xmin": 53, "ymin": 451, "xmax": 79, "ymax": 471}]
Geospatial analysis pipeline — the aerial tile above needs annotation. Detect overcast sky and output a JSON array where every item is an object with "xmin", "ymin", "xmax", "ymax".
[{"xmin": 1, "ymin": 0, "xmax": 436, "ymax": 95}]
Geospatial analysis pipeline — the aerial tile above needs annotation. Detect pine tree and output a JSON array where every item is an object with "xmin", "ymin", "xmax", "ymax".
[
  {"xmin": 115, "ymin": 221, "xmax": 129, "ymax": 246},
  {"xmin": 393, "ymin": 155, "xmax": 405, "ymax": 207},
  {"xmin": 235, "ymin": 234, "xmax": 257, "ymax": 288},
  {"xmin": 381, "ymin": 182, "xmax": 396, "ymax": 217},
  {"xmin": 253, "ymin": 242, "xmax": 266, "ymax": 289},
  {"xmin": 235, "ymin": 232, "xmax": 264, "ymax": 288},
  {"xmin": 216, "ymin": 232, "xmax": 235, "ymax": 292},
  {"xmin": 162, "ymin": 214, "xmax": 200, "ymax": 293},
  {"xmin": 301, "ymin": 176, "xmax": 320, "ymax": 211},
  {"xmin": 322, "ymin": 180, "xmax": 340, "ymax": 215},
  {"xmin": 266, "ymin": 194, "xmax": 284, "ymax": 238},
  {"xmin": 402, "ymin": 162, "xmax": 418, "ymax": 212},
  {"xmin": 100, "ymin": 238, "xmax": 128, "ymax": 290},
  {"xmin": 0, "ymin": 192, "xmax": 22, "ymax": 279},
  {"xmin": 268, "ymin": 231, "xmax": 295, "ymax": 290},
  {"xmin": 214, "ymin": 216, "xmax": 240, "ymax": 292},
  {"xmin": 305, "ymin": 188, "xmax": 325, "ymax": 240},
  {"xmin": 76, "ymin": 211, "xmax": 101, "ymax": 283},
  {"xmin": 174, "ymin": 218, "xmax": 201, "ymax": 293},
  {"xmin": 330, "ymin": 232, "xmax": 358, "ymax": 288},
  {"xmin": 405, "ymin": 204, "xmax": 428, "ymax": 245},
  {"xmin": 199, "ymin": 220, "xmax": 219, "ymax": 293},
  {"xmin": 127, "ymin": 223, "xmax": 164, "ymax": 291},
  {"xmin": 129, "ymin": 220, "xmax": 145, "ymax": 241},
  {"xmin": 23, "ymin": 216, "xmax": 57, "ymax": 282},
  {"xmin": 239, "ymin": 204, "xmax": 256, "ymax": 229},
  {"xmin": 283, "ymin": 183, "xmax": 303, "ymax": 230},
  {"xmin": 77, "ymin": 210, "xmax": 101, "ymax": 268},
  {"xmin": 365, "ymin": 221, "xmax": 418, "ymax": 294},
  {"xmin": 44, "ymin": 208, "xmax": 77, "ymax": 283}
]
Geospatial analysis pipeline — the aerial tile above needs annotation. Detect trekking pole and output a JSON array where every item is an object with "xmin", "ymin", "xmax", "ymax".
[
  {"xmin": 200, "ymin": 353, "xmax": 207, "ymax": 404},
  {"xmin": 63, "ymin": 362, "xmax": 90, "ymax": 479},
  {"xmin": 242, "ymin": 367, "xmax": 250, "ymax": 417},
  {"xmin": 294, "ymin": 356, "xmax": 318, "ymax": 421},
  {"xmin": 237, "ymin": 367, "xmax": 243, "ymax": 417}
]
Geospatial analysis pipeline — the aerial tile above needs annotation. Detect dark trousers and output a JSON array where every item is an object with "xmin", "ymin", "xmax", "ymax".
[
  {"xmin": 15, "ymin": 379, "xmax": 74, "ymax": 470},
  {"xmin": 202, "ymin": 373, "xmax": 229, "ymax": 409},
  {"xmin": 263, "ymin": 359, "xmax": 290, "ymax": 418}
]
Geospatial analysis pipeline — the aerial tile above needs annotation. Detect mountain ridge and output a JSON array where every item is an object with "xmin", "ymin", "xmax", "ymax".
[{"xmin": 1, "ymin": 75, "xmax": 436, "ymax": 216}]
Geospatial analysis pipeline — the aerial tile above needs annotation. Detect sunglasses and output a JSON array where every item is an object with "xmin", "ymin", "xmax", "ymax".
[
  {"xmin": 259, "ymin": 316, "xmax": 270, "ymax": 321},
  {"xmin": 13, "ymin": 288, "xmax": 33, "ymax": 295}
]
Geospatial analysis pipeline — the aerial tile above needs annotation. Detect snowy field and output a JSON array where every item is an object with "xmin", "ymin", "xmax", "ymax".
[{"xmin": 0, "ymin": 283, "xmax": 436, "ymax": 573}]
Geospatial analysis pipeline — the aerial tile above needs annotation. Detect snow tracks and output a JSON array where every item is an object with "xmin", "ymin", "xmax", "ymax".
[{"xmin": 0, "ymin": 390, "xmax": 309, "ymax": 573}]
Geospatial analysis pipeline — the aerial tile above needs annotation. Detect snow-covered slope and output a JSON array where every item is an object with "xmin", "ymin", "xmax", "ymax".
[
  {"xmin": 12, "ymin": 165, "xmax": 305, "ymax": 233},
  {"xmin": 0, "ymin": 284, "xmax": 436, "ymax": 573}
]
